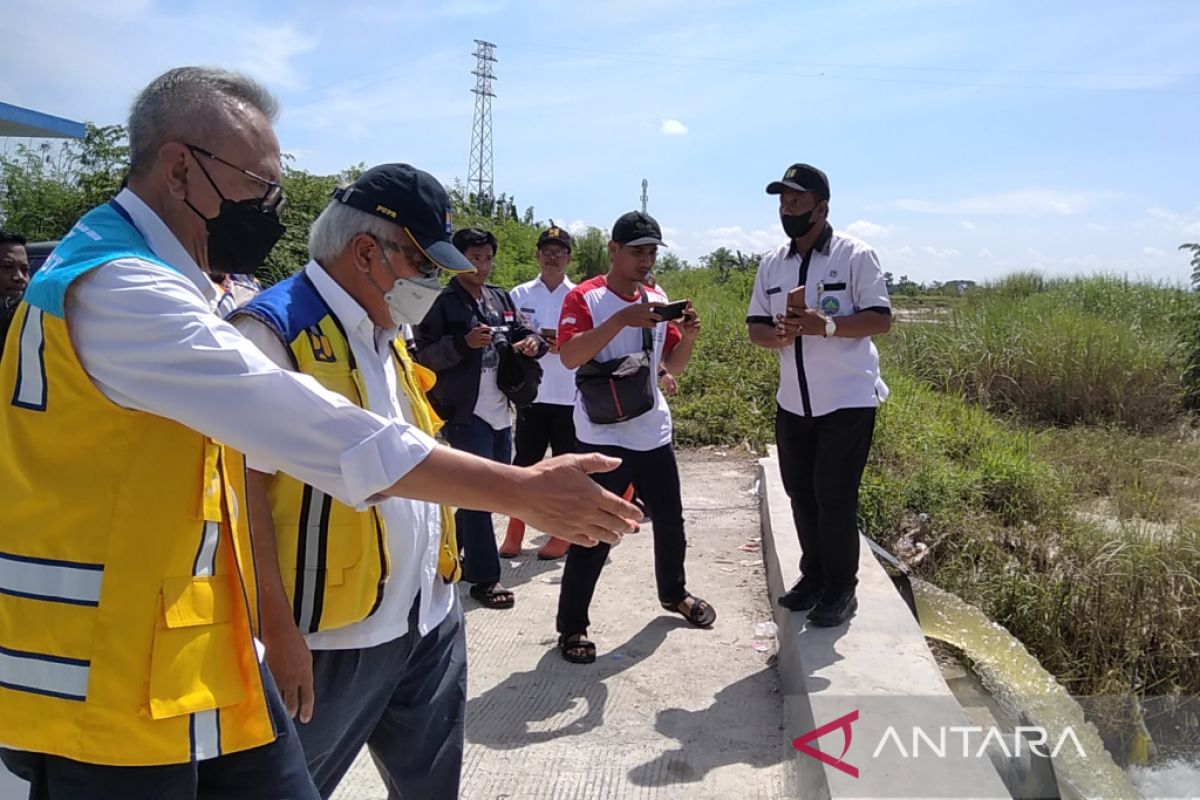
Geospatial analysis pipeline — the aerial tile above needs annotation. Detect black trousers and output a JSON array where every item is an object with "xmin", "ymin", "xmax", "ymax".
[
  {"xmin": 556, "ymin": 442, "xmax": 688, "ymax": 637},
  {"xmin": 0, "ymin": 668, "xmax": 319, "ymax": 800},
  {"xmin": 775, "ymin": 405, "xmax": 877, "ymax": 594},
  {"xmin": 512, "ymin": 402, "xmax": 576, "ymax": 467}
]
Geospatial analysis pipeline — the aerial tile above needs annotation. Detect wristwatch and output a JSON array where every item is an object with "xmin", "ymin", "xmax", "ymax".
[{"xmin": 824, "ymin": 316, "xmax": 838, "ymax": 338}]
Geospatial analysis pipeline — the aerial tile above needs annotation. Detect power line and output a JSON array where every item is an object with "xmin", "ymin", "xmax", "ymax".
[{"xmin": 501, "ymin": 42, "xmax": 1200, "ymax": 95}]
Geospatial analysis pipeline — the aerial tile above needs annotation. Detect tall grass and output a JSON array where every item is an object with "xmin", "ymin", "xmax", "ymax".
[
  {"xmin": 888, "ymin": 274, "xmax": 1192, "ymax": 431},
  {"xmin": 658, "ymin": 267, "xmax": 1200, "ymax": 700}
]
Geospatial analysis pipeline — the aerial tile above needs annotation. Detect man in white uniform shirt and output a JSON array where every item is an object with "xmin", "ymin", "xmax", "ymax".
[
  {"xmin": 501, "ymin": 224, "xmax": 578, "ymax": 560},
  {"xmin": 747, "ymin": 163, "xmax": 892, "ymax": 628},
  {"xmin": 230, "ymin": 164, "xmax": 476, "ymax": 798}
]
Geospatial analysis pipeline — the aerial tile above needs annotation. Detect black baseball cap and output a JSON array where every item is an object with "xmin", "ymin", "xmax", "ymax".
[
  {"xmin": 330, "ymin": 164, "xmax": 474, "ymax": 273},
  {"xmin": 537, "ymin": 223, "xmax": 573, "ymax": 250},
  {"xmin": 611, "ymin": 211, "xmax": 668, "ymax": 247},
  {"xmin": 766, "ymin": 163, "xmax": 831, "ymax": 201},
  {"xmin": 452, "ymin": 227, "xmax": 498, "ymax": 254}
]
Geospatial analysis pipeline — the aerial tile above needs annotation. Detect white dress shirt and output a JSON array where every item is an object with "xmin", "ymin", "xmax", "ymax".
[
  {"xmin": 510, "ymin": 274, "xmax": 577, "ymax": 406},
  {"xmin": 234, "ymin": 262, "xmax": 453, "ymax": 645},
  {"xmin": 64, "ymin": 188, "xmax": 438, "ymax": 512},
  {"xmin": 747, "ymin": 231, "xmax": 891, "ymax": 418}
]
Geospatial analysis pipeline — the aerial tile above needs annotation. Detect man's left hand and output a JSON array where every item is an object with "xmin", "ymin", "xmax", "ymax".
[
  {"xmin": 515, "ymin": 335, "xmax": 541, "ymax": 356},
  {"xmin": 788, "ymin": 308, "xmax": 830, "ymax": 336},
  {"xmin": 678, "ymin": 303, "xmax": 701, "ymax": 340}
]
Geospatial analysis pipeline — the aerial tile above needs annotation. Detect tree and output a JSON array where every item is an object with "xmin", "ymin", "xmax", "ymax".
[
  {"xmin": 699, "ymin": 247, "xmax": 760, "ymax": 284},
  {"xmin": 656, "ymin": 252, "xmax": 687, "ymax": 273},
  {"xmin": 571, "ymin": 227, "xmax": 610, "ymax": 280},
  {"xmin": 0, "ymin": 123, "xmax": 128, "ymax": 241}
]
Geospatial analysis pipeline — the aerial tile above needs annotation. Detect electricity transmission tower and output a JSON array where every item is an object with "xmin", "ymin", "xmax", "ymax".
[
  {"xmin": 640, "ymin": 178, "xmax": 648, "ymax": 213},
  {"xmin": 467, "ymin": 40, "xmax": 497, "ymax": 210}
]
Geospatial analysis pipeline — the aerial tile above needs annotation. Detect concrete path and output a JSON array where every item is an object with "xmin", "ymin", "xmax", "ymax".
[{"xmin": 334, "ymin": 448, "xmax": 795, "ymax": 800}]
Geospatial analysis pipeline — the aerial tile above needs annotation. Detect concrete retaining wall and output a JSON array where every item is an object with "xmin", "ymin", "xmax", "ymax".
[{"xmin": 758, "ymin": 448, "xmax": 1012, "ymax": 799}]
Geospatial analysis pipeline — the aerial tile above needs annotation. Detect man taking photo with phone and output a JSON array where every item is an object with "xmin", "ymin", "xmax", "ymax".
[{"xmin": 553, "ymin": 211, "xmax": 716, "ymax": 664}]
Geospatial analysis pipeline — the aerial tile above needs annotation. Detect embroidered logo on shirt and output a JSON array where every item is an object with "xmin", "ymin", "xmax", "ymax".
[
  {"xmin": 820, "ymin": 296, "xmax": 841, "ymax": 316},
  {"xmin": 306, "ymin": 326, "xmax": 337, "ymax": 362}
]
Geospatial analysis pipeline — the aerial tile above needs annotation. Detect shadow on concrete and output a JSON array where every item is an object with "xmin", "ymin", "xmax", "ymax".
[
  {"xmin": 466, "ymin": 616, "xmax": 683, "ymax": 748},
  {"xmin": 626, "ymin": 667, "xmax": 792, "ymax": 787}
]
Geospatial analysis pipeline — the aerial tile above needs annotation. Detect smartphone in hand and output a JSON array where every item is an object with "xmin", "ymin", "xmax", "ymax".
[
  {"xmin": 654, "ymin": 300, "xmax": 690, "ymax": 321},
  {"xmin": 786, "ymin": 286, "xmax": 806, "ymax": 314}
]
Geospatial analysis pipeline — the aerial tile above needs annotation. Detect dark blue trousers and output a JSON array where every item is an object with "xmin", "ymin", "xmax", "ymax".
[
  {"xmin": 0, "ymin": 668, "xmax": 319, "ymax": 800},
  {"xmin": 298, "ymin": 598, "xmax": 467, "ymax": 800},
  {"xmin": 443, "ymin": 414, "xmax": 512, "ymax": 585}
]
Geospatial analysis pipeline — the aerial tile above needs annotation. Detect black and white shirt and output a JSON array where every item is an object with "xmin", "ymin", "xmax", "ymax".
[{"xmin": 747, "ymin": 225, "xmax": 891, "ymax": 418}]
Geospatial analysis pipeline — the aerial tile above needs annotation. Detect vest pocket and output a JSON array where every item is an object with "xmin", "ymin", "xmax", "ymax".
[{"xmin": 148, "ymin": 577, "xmax": 246, "ymax": 719}]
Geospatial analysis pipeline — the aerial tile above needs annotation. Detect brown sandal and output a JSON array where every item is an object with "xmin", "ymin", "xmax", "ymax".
[{"xmin": 661, "ymin": 594, "xmax": 716, "ymax": 628}]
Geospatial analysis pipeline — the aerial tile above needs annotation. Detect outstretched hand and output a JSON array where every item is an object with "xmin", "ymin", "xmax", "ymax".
[{"xmin": 511, "ymin": 453, "xmax": 641, "ymax": 546}]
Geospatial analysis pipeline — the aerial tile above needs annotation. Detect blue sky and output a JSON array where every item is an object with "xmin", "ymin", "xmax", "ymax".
[{"xmin": 4, "ymin": 0, "xmax": 1199, "ymax": 283}]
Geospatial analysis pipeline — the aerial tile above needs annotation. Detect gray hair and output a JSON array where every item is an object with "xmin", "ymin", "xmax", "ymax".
[
  {"xmin": 128, "ymin": 66, "xmax": 279, "ymax": 177},
  {"xmin": 308, "ymin": 201, "xmax": 405, "ymax": 267}
]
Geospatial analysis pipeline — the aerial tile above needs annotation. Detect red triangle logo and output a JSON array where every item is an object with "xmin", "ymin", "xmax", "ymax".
[{"xmin": 792, "ymin": 709, "xmax": 860, "ymax": 778}]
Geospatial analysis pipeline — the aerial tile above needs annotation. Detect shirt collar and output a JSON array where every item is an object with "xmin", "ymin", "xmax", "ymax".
[
  {"xmin": 787, "ymin": 223, "xmax": 835, "ymax": 259},
  {"xmin": 113, "ymin": 187, "xmax": 217, "ymax": 306},
  {"xmin": 304, "ymin": 260, "xmax": 397, "ymax": 352},
  {"xmin": 536, "ymin": 274, "xmax": 574, "ymax": 294}
]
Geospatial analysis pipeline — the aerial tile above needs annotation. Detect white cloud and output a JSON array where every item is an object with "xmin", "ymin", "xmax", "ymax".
[
  {"xmin": 1143, "ymin": 247, "xmax": 1166, "ymax": 257},
  {"xmin": 844, "ymin": 219, "xmax": 892, "ymax": 240},
  {"xmin": 921, "ymin": 246, "xmax": 962, "ymax": 259},
  {"xmin": 894, "ymin": 190, "xmax": 1111, "ymax": 216},
  {"xmin": 660, "ymin": 119, "xmax": 688, "ymax": 136},
  {"xmin": 1184, "ymin": 220, "xmax": 1200, "ymax": 236},
  {"xmin": 1088, "ymin": 222, "xmax": 1108, "ymax": 232},
  {"xmin": 960, "ymin": 220, "xmax": 976, "ymax": 231},
  {"xmin": 699, "ymin": 225, "xmax": 777, "ymax": 254},
  {"xmin": 235, "ymin": 23, "xmax": 317, "ymax": 90},
  {"xmin": 977, "ymin": 248, "xmax": 994, "ymax": 259},
  {"xmin": 564, "ymin": 220, "xmax": 593, "ymax": 235}
]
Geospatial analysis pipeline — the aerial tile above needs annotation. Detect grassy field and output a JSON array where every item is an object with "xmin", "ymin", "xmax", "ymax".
[{"xmin": 659, "ymin": 267, "xmax": 1200, "ymax": 707}]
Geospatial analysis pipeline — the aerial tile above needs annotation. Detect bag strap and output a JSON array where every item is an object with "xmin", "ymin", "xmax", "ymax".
[{"xmin": 638, "ymin": 288, "xmax": 653, "ymax": 354}]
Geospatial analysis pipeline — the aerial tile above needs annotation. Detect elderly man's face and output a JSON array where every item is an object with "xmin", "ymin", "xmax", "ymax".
[
  {"xmin": 0, "ymin": 244, "xmax": 30, "ymax": 298},
  {"xmin": 183, "ymin": 108, "xmax": 283, "ymax": 221}
]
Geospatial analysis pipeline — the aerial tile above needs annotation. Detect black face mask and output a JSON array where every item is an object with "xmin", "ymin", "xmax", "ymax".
[
  {"xmin": 200, "ymin": 198, "xmax": 285, "ymax": 276},
  {"xmin": 185, "ymin": 148, "xmax": 286, "ymax": 276},
  {"xmin": 781, "ymin": 209, "xmax": 820, "ymax": 240}
]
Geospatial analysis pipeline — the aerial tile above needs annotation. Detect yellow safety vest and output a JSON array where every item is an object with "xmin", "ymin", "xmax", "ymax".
[
  {"xmin": 0, "ymin": 305, "xmax": 273, "ymax": 765},
  {"xmin": 233, "ymin": 275, "xmax": 459, "ymax": 635}
]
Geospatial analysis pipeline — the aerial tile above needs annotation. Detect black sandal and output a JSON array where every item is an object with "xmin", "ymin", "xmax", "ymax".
[
  {"xmin": 469, "ymin": 582, "xmax": 515, "ymax": 609},
  {"xmin": 558, "ymin": 633, "xmax": 596, "ymax": 664},
  {"xmin": 661, "ymin": 594, "xmax": 717, "ymax": 628}
]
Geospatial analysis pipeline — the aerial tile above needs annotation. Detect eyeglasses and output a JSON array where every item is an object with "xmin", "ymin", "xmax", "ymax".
[
  {"xmin": 186, "ymin": 144, "xmax": 286, "ymax": 215},
  {"xmin": 539, "ymin": 246, "xmax": 569, "ymax": 259},
  {"xmin": 375, "ymin": 235, "xmax": 438, "ymax": 278}
]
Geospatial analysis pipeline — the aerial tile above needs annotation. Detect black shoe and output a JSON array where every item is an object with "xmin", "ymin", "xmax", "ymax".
[
  {"xmin": 808, "ymin": 587, "xmax": 857, "ymax": 627},
  {"xmin": 778, "ymin": 575, "xmax": 824, "ymax": 612}
]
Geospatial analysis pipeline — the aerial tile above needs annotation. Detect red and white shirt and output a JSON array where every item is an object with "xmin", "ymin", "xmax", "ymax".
[{"xmin": 558, "ymin": 275, "xmax": 681, "ymax": 451}]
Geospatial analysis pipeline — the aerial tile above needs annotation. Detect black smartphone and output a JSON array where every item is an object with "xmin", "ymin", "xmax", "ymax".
[{"xmin": 654, "ymin": 300, "xmax": 689, "ymax": 321}]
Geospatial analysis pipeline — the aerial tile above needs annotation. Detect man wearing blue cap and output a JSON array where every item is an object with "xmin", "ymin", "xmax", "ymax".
[
  {"xmin": 230, "ymin": 164, "xmax": 490, "ymax": 797},
  {"xmin": 0, "ymin": 63, "xmax": 637, "ymax": 800}
]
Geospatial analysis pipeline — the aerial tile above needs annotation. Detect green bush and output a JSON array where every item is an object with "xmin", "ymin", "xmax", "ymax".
[{"xmin": 889, "ymin": 275, "xmax": 1191, "ymax": 431}]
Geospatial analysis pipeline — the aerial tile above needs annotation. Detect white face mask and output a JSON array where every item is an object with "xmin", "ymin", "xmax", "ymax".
[{"xmin": 383, "ymin": 275, "xmax": 441, "ymax": 326}]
